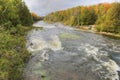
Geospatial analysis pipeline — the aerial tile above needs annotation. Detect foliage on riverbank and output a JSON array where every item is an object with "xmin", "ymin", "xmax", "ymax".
[
  {"xmin": 44, "ymin": 2, "xmax": 120, "ymax": 35},
  {"xmin": 0, "ymin": 0, "xmax": 33, "ymax": 28},
  {"xmin": 96, "ymin": 3, "xmax": 120, "ymax": 34},
  {"xmin": 0, "ymin": 26, "xmax": 32, "ymax": 80},
  {"xmin": 0, "ymin": 0, "xmax": 33, "ymax": 80}
]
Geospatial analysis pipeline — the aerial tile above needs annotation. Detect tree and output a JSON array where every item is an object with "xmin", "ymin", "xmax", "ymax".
[
  {"xmin": 87, "ymin": 9, "xmax": 97, "ymax": 25},
  {"xmin": 0, "ymin": 0, "xmax": 21, "ymax": 28},
  {"xmin": 0, "ymin": 0, "xmax": 33, "ymax": 29},
  {"xmin": 18, "ymin": 2, "xmax": 33, "ymax": 26},
  {"xmin": 44, "ymin": 2, "xmax": 120, "ymax": 34},
  {"xmin": 31, "ymin": 12, "xmax": 42, "ymax": 22},
  {"xmin": 80, "ymin": 7, "xmax": 86, "ymax": 25},
  {"xmin": 103, "ymin": 3, "xmax": 120, "ymax": 33}
]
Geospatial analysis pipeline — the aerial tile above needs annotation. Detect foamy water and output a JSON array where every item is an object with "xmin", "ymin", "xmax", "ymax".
[
  {"xmin": 24, "ymin": 21, "xmax": 120, "ymax": 80},
  {"xmin": 27, "ymin": 35, "xmax": 62, "ymax": 52},
  {"xmin": 33, "ymin": 21, "xmax": 56, "ymax": 28},
  {"xmin": 78, "ymin": 44, "xmax": 120, "ymax": 80}
]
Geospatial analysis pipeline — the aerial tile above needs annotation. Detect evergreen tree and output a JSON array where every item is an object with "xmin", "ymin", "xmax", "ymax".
[
  {"xmin": 87, "ymin": 9, "xmax": 97, "ymax": 25},
  {"xmin": 0, "ymin": 0, "xmax": 33, "ymax": 28},
  {"xmin": 18, "ymin": 2, "xmax": 33, "ymax": 26}
]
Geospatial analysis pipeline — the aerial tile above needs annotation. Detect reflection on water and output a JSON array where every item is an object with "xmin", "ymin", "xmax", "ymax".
[{"xmin": 24, "ymin": 21, "xmax": 120, "ymax": 80}]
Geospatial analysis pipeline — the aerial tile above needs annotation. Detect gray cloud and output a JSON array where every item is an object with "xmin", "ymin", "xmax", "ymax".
[{"xmin": 24, "ymin": 0, "xmax": 114, "ymax": 16}]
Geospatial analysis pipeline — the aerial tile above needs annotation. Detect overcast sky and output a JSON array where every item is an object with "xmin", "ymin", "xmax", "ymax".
[{"xmin": 24, "ymin": 0, "xmax": 115, "ymax": 16}]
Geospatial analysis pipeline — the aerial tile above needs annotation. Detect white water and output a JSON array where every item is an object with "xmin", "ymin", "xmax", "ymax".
[
  {"xmin": 27, "ymin": 35, "xmax": 62, "ymax": 52},
  {"xmin": 25, "ymin": 21, "xmax": 120, "ymax": 80},
  {"xmin": 78, "ymin": 44, "xmax": 120, "ymax": 80},
  {"xmin": 33, "ymin": 21, "xmax": 56, "ymax": 28}
]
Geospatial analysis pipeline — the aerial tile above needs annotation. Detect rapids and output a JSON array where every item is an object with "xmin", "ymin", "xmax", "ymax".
[{"xmin": 24, "ymin": 21, "xmax": 120, "ymax": 80}]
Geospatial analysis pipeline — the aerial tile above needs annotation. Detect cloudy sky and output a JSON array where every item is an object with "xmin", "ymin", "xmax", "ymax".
[{"xmin": 24, "ymin": 0, "xmax": 115, "ymax": 16}]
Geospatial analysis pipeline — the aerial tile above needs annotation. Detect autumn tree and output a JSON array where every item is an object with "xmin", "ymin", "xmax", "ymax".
[
  {"xmin": 104, "ymin": 3, "xmax": 120, "ymax": 33},
  {"xmin": 31, "ymin": 12, "xmax": 42, "ymax": 22},
  {"xmin": 44, "ymin": 2, "xmax": 120, "ymax": 34}
]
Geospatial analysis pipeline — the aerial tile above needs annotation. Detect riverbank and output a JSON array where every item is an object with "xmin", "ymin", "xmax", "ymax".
[
  {"xmin": 76, "ymin": 25, "xmax": 120, "ymax": 39},
  {"xmin": 95, "ymin": 32, "xmax": 120, "ymax": 39},
  {"xmin": 0, "ymin": 26, "xmax": 32, "ymax": 80},
  {"xmin": 45, "ymin": 21, "xmax": 120, "ymax": 39}
]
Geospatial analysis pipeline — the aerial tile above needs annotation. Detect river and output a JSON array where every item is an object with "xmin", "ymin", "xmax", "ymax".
[{"xmin": 24, "ymin": 21, "xmax": 120, "ymax": 80}]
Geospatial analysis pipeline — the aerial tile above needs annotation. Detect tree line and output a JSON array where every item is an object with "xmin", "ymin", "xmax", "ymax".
[
  {"xmin": 44, "ymin": 2, "xmax": 120, "ymax": 34},
  {"xmin": 31, "ymin": 12, "xmax": 43, "ymax": 22}
]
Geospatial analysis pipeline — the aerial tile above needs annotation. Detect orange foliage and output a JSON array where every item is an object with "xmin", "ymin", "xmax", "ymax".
[
  {"xmin": 31, "ymin": 12, "xmax": 40, "ymax": 19},
  {"xmin": 103, "ymin": 3, "xmax": 110, "ymax": 12}
]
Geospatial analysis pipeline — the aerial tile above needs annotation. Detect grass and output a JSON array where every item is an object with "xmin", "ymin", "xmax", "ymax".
[{"xmin": 0, "ymin": 25, "xmax": 32, "ymax": 80}]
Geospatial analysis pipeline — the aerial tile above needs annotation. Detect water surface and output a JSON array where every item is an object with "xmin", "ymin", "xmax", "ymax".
[{"xmin": 24, "ymin": 21, "xmax": 120, "ymax": 80}]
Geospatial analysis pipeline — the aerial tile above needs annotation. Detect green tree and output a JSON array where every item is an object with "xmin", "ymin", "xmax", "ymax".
[
  {"xmin": 0, "ymin": 0, "xmax": 33, "ymax": 28},
  {"xmin": 80, "ymin": 8, "xmax": 90, "ymax": 25},
  {"xmin": 87, "ymin": 9, "xmax": 97, "ymax": 25},
  {"xmin": 0, "ymin": 0, "xmax": 21, "ymax": 28},
  {"xmin": 18, "ymin": 2, "xmax": 33, "ymax": 26},
  {"xmin": 104, "ymin": 3, "xmax": 120, "ymax": 33}
]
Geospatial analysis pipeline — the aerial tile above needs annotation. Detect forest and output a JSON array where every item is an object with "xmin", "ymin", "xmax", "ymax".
[
  {"xmin": 44, "ymin": 2, "xmax": 120, "ymax": 34},
  {"xmin": 0, "ymin": 0, "xmax": 33, "ymax": 80}
]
